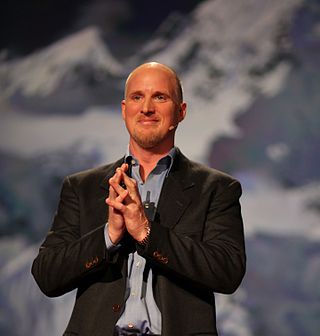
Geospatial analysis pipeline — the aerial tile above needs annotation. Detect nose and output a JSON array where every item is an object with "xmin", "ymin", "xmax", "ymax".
[{"xmin": 141, "ymin": 96, "xmax": 155, "ymax": 114}]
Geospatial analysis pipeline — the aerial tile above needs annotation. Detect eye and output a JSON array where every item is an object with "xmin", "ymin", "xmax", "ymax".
[
  {"xmin": 131, "ymin": 94, "xmax": 143, "ymax": 101},
  {"xmin": 154, "ymin": 94, "xmax": 167, "ymax": 102}
]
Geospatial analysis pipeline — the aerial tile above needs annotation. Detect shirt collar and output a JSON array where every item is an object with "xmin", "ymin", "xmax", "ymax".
[{"xmin": 125, "ymin": 146, "xmax": 177, "ymax": 176}]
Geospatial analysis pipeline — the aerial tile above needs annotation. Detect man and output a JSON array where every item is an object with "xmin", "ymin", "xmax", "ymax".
[{"xmin": 32, "ymin": 62, "xmax": 246, "ymax": 336}]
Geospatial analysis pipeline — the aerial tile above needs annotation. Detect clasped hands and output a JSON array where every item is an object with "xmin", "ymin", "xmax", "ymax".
[{"xmin": 106, "ymin": 163, "xmax": 149, "ymax": 245}]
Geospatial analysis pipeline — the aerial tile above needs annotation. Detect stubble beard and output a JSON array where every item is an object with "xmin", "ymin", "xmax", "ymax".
[{"xmin": 132, "ymin": 128, "xmax": 166, "ymax": 149}]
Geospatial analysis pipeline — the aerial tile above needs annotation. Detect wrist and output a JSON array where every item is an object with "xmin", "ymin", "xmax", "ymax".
[
  {"xmin": 136, "ymin": 219, "xmax": 151, "ymax": 247},
  {"xmin": 108, "ymin": 226, "xmax": 124, "ymax": 245}
]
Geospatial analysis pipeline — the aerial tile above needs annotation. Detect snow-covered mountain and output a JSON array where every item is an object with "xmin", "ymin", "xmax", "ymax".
[
  {"xmin": 142, "ymin": 0, "xmax": 304, "ymax": 162},
  {"xmin": 0, "ymin": 26, "xmax": 123, "ymax": 97},
  {"xmin": 0, "ymin": 27, "xmax": 125, "ymax": 114},
  {"xmin": 0, "ymin": 0, "xmax": 305, "ymax": 161}
]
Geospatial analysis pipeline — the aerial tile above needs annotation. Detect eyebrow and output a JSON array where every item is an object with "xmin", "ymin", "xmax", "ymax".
[
  {"xmin": 127, "ymin": 91, "xmax": 144, "ymax": 100},
  {"xmin": 152, "ymin": 91, "xmax": 170, "ymax": 97},
  {"xmin": 128, "ymin": 90, "xmax": 171, "ymax": 98},
  {"xmin": 129, "ymin": 90, "xmax": 144, "ymax": 96}
]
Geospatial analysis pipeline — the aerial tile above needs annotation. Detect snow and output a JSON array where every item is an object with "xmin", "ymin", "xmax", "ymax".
[
  {"xmin": 0, "ymin": 107, "xmax": 128, "ymax": 162},
  {"xmin": 242, "ymin": 180, "xmax": 320, "ymax": 240},
  {"xmin": 0, "ymin": 27, "xmax": 123, "ymax": 98}
]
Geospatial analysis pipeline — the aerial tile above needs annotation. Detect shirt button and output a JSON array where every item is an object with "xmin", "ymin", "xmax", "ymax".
[
  {"xmin": 131, "ymin": 292, "xmax": 136, "ymax": 296},
  {"xmin": 128, "ymin": 323, "xmax": 135, "ymax": 329}
]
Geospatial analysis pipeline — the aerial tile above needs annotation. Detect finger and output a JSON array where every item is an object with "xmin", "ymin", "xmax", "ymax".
[
  {"xmin": 113, "ymin": 168, "xmax": 123, "ymax": 183},
  {"xmin": 116, "ymin": 189, "xmax": 129, "ymax": 202},
  {"xmin": 106, "ymin": 197, "xmax": 125, "ymax": 212},
  {"xmin": 108, "ymin": 185, "xmax": 117, "ymax": 199},
  {"xmin": 117, "ymin": 166, "xmax": 131, "ymax": 187},
  {"xmin": 109, "ymin": 169, "xmax": 124, "ymax": 191},
  {"xmin": 107, "ymin": 183, "xmax": 128, "ymax": 202},
  {"xmin": 121, "ymin": 174, "xmax": 140, "ymax": 201},
  {"xmin": 109, "ymin": 177, "xmax": 128, "ymax": 198},
  {"xmin": 120, "ymin": 163, "xmax": 128, "ymax": 172},
  {"xmin": 118, "ymin": 164, "xmax": 130, "ymax": 189},
  {"xmin": 114, "ymin": 164, "xmax": 128, "ymax": 177},
  {"xmin": 109, "ymin": 167, "xmax": 126, "ymax": 187}
]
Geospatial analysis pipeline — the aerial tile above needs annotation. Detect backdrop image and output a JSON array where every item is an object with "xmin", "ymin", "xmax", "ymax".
[{"xmin": 1, "ymin": 0, "xmax": 320, "ymax": 335}]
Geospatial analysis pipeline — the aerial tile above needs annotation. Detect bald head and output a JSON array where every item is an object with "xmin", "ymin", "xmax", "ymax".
[{"xmin": 124, "ymin": 62, "xmax": 183, "ymax": 104}]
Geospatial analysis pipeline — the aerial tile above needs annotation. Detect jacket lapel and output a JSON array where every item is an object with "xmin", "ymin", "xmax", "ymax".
[
  {"xmin": 99, "ymin": 157, "xmax": 125, "ymax": 191},
  {"xmin": 157, "ymin": 151, "xmax": 194, "ymax": 229},
  {"xmin": 94, "ymin": 157, "xmax": 125, "ymax": 226}
]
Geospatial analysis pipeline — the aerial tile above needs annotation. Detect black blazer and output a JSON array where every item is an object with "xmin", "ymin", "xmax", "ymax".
[{"xmin": 32, "ymin": 149, "xmax": 246, "ymax": 336}]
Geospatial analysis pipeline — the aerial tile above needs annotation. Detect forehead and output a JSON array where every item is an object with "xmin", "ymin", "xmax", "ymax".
[{"xmin": 126, "ymin": 67, "xmax": 176, "ymax": 93}]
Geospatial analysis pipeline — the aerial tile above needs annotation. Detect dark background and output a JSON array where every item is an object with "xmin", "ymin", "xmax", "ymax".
[{"xmin": 0, "ymin": 0, "xmax": 203, "ymax": 57}]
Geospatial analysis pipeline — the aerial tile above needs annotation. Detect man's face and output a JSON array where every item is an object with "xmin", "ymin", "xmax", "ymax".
[{"xmin": 122, "ymin": 66, "xmax": 186, "ymax": 150}]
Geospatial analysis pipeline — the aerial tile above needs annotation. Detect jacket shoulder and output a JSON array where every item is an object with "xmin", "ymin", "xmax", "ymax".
[
  {"xmin": 176, "ymin": 150, "xmax": 239, "ymax": 185},
  {"xmin": 65, "ymin": 157, "xmax": 123, "ymax": 187}
]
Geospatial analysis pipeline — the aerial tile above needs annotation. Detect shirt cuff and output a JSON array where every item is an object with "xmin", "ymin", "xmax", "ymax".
[{"xmin": 104, "ymin": 223, "xmax": 121, "ymax": 252}]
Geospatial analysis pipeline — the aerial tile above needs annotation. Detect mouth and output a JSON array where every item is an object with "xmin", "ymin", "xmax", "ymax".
[{"xmin": 137, "ymin": 118, "xmax": 160, "ymax": 126}]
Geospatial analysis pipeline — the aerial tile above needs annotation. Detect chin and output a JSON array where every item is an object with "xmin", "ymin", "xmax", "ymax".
[{"xmin": 132, "ymin": 134, "xmax": 163, "ymax": 149}]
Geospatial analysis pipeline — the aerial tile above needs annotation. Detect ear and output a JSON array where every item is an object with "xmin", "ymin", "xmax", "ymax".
[
  {"xmin": 178, "ymin": 102, "xmax": 187, "ymax": 122},
  {"xmin": 121, "ymin": 100, "xmax": 126, "ymax": 120}
]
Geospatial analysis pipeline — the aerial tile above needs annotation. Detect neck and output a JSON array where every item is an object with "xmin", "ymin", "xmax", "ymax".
[{"xmin": 129, "ymin": 139, "xmax": 174, "ymax": 181}]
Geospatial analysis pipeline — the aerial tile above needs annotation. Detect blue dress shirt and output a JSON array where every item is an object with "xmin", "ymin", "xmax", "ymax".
[{"xmin": 105, "ymin": 147, "xmax": 176, "ymax": 334}]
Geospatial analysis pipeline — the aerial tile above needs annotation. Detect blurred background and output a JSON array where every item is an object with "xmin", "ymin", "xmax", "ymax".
[{"xmin": 0, "ymin": 0, "xmax": 320, "ymax": 335}]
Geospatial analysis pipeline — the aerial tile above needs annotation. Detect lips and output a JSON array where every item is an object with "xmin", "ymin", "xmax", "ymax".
[{"xmin": 137, "ymin": 118, "xmax": 160, "ymax": 125}]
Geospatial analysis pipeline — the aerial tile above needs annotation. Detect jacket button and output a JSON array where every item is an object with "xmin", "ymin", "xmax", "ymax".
[
  {"xmin": 160, "ymin": 256, "xmax": 168, "ymax": 264},
  {"xmin": 85, "ymin": 261, "xmax": 92, "ymax": 269},
  {"xmin": 112, "ymin": 304, "xmax": 121, "ymax": 312}
]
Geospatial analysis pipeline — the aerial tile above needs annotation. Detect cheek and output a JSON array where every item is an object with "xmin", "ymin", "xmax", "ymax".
[
  {"xmin": 163, "ymin": 107, "xmax": 178, "ymax": 120},
  {"xmin": 123, "ymin": 108, "xmax": 137, "ymax": 121},
  {"xmin": 168, "ymin": 111, "xmax": 179, "ymax": 124}
]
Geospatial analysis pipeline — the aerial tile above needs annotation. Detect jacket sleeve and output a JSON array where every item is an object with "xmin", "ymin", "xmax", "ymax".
[
  {"xmin": 137, "ymin": 177, "xmax": 246, "ymax": 294},
  {"xmin": 31, "ymin": 176, "xmax": 117, "ymax": 298}
]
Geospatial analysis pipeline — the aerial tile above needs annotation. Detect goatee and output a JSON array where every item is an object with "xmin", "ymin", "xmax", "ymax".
[{"xmin": 132, "ymin": 130, "xmax": 164, "ymax": 149}]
